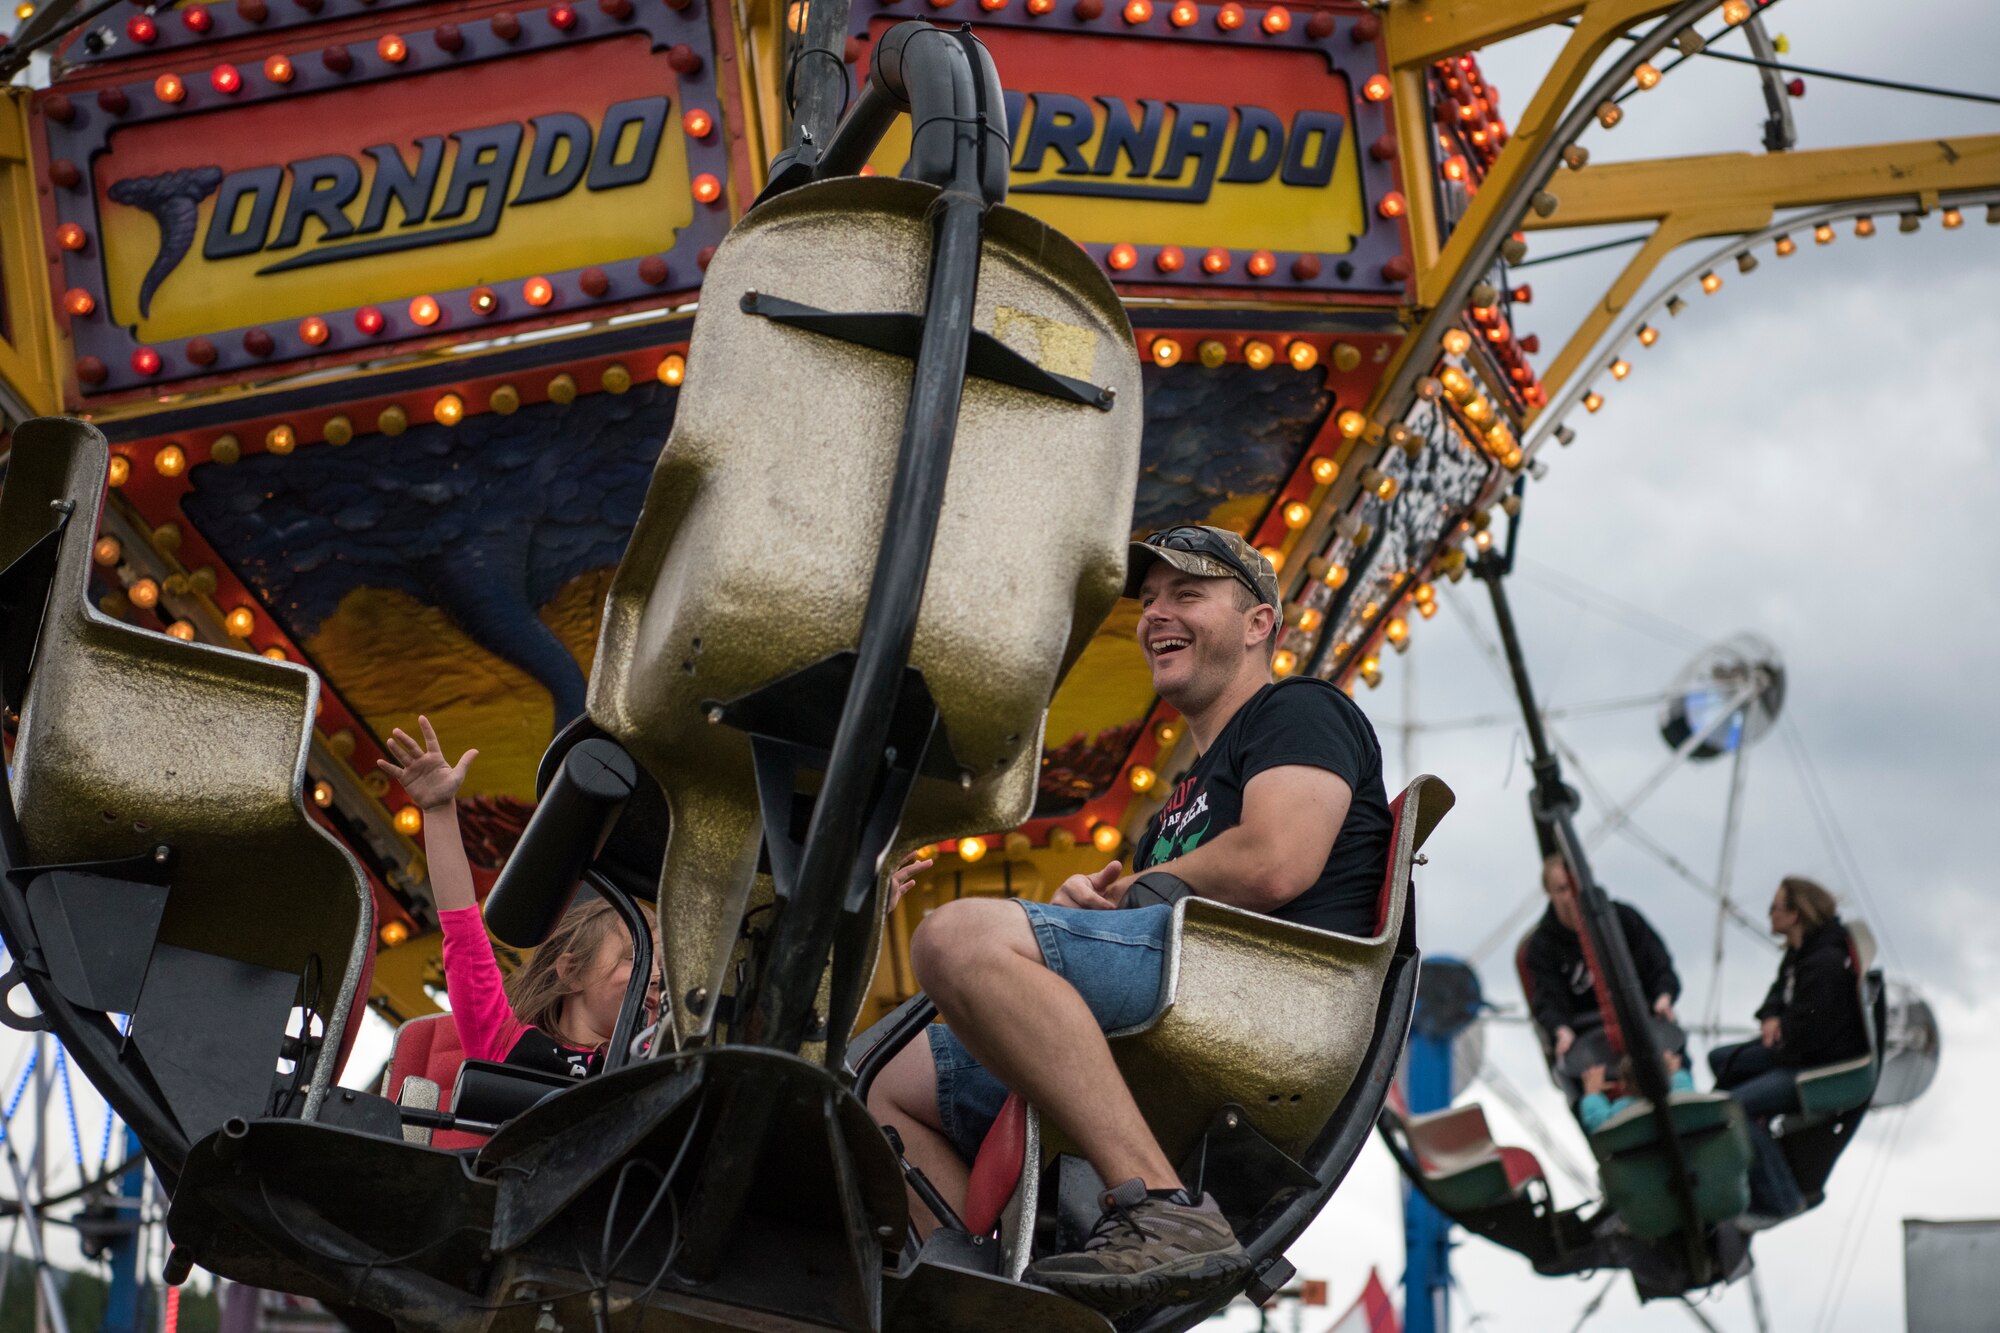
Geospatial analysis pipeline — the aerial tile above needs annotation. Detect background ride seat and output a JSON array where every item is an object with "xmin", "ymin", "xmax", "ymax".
[
  {"xmin": 0, "ymin": 418, "xmax": 374, "ymax": 1144},
  {"xmin": 1588, "ymin": 1091, "xmax": 1752, "ymax": 1241},
  {"xmin": 967, "ymin": 775, "xmax": 1453, "ymax": 1278},
  {"xmin": 380, "ymin": 1013, "xmax": 485, "ymax": 1150},
  {"xmin": 1397, "ymin": 1104, "xmax": 1546, "ymax": 1214},
  {"xmin": 584, "ymin": 176, "xmax": 1145, "ymax": 1051}
]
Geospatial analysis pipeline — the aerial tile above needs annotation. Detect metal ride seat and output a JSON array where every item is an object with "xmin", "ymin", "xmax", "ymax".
[
  {"xmin": 380, "ymin": 1013, "xmax": 485, "ymax": 1150},
  {"xmin": 1588, "ymin": 1092, "xmax": 1752, "ymax": 1242},
  {"xmin": 958, "ymin": 776, "xmax": 1453, "ymax": 1304},
  {"xmin": 588, "ymin": 172, "xmax": 1143, "ymax": 1056},
  {"xmin": 0, "ymin": 418, "xmax": 374, "ymax": 1162},
  {"xmin": 1396, "ymin": 1104, "xmax": 1545, "ymax": 1215},
  {"xmin": 1374, "ymin": 1096, "xmax": 1614, "ymax": 1280}
]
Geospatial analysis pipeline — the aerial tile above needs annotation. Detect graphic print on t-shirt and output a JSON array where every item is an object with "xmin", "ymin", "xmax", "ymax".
[{"xmin": 1143, "ymin": 775, "xmax": 1211, "ymax": 867}]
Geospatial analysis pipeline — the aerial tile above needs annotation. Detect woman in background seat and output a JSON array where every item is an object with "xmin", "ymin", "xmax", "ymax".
[{"xmin": 1708, "ymin": 876, "xmax": 1868, "ymax": 1117}]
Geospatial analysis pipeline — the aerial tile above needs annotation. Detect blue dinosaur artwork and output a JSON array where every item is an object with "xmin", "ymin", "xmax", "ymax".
[{"xmin": 183, "ymin": 381, "xmax": 674, "ymax": 792}]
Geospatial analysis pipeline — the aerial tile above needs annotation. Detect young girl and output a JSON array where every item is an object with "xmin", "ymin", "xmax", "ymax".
[{"xmin": 380, "ymin": 717, "xmax": 657, "ymax": 1079}]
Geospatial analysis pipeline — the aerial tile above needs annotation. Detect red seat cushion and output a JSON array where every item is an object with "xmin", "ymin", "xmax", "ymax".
[
  {"xmin": 1498, "ymin": 1146, "xmax": 1543, "ymax": 1192},
  {"xmin": 385, "ymin": 1013, "xmax": 484, "ymax": 1149},
  {"xmin": 1372, "ymin": 790, "xmax": 1409, "ymax": 938},
  {"xmin": 962, "ymin": 1092, "xmax": 1028, "ymax": 1235}
]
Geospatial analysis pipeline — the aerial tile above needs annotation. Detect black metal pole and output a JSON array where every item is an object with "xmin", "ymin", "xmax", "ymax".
[
  {"xmin": 1474, "ymin": 552, "xmax": 1713, "ymax": 1285},
  {"xmin": 589, "ymin": 872, "xmax": 654, "ymax": 1072},
  {"xmin": 742, "ymin": 32, "xmax": 990, "ymax": 1056},
  {"xmin": 789, "ymin": 0, "xmax": 854, "ymax": 162}
]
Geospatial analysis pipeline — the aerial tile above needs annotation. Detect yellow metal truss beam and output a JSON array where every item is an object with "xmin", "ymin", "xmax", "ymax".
[
  {"xmin": 1386, "ymin": 0, "xmax": 1686, "ymax": 309},
  {"xmin": 1526, "ymin": 134, "xmax": 2000, "ymax": 404},
  {"xmin": 0, "ymin": 91, "xmax": 61, "ymax": 419}
]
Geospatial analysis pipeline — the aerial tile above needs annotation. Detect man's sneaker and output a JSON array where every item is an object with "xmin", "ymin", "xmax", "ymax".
[{"xmin": 1025, "ymin": 1177, "xmax": 1249, "ymax": 1312}]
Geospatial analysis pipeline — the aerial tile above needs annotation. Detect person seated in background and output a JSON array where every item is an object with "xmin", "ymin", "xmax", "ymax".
[
  {"xmin": 1524, "ymin": 855, "xmax": 1682, "ymax": 1079},
  {"xmin": 1708, "ymin": 876, "xmax": 1869, "ymax": 1116},
  {"xmin": 1577, "ymin": 1050, "xmax": 1695, "ymax": 1134},
  {"xmin": 1706, "ymin": 876, "xmax": 1866, "ymax": 1226}
]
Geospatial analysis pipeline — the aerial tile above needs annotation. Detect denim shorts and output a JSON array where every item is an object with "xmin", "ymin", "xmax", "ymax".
[{"xmin": 928, "ymin": 900, "xmax": 1172, "ymax": 1160}]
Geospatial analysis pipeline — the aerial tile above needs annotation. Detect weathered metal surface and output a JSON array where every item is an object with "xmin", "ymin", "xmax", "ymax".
[
  {"xmin": 0, "ymin": 417, "xmax": 370, "ymax": 1119},
  {"xmin": 590, "ymin": 175, "xmax": 1142, "ymax": 1044}
]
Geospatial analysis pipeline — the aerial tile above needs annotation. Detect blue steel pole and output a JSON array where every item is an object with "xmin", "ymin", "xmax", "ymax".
[
  {"xmin": 98, "ymin": 1127, "xmax": 144, "ymax": 1333},
  {"xmin": 1403, "ymin": 957, "xmax": 1482, "ymax": 1333}
]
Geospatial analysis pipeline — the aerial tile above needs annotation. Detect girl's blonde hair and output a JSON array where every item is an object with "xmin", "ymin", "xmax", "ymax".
[
  {"xmin": 1778, "ymin": 876, "xmax": 1839, "ymax": 931},
  {"xmin": 503, "ymin": 895, "xmax": 648, "ymax": 1038}
]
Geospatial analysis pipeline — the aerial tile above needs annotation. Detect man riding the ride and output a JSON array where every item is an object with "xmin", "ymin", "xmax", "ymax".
[
  {"xmin": 1524, "ymin": 854, "xmax": 1682, "ymax": 1091},
  {"xmin": 867, "ymin": 525, "xmax": 1394, "ymax": 1312}
]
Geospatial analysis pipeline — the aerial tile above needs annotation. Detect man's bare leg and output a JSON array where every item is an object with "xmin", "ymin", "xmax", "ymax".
[
  {"xmin": 910, "ymin": 898, "xmax": 1181, "ymax": 1192},
  {"xmin": 866, "ymin": 1037, "xmax": 970, "ymax": 1235}
]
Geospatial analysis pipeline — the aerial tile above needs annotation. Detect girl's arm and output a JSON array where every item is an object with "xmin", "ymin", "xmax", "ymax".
[{"xmin": 380, "ymin": 718, "xmax": 523, "ymax": 1062}]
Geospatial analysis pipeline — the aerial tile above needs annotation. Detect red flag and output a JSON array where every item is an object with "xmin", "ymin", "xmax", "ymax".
[{"xmin": 1321, "ymin": 1268, "xmax": 1400, "ymax": 1333}]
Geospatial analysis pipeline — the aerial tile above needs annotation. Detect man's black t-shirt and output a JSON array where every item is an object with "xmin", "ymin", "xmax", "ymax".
[
  {"xmin": 1134, "ymin": 678, "xmax": 1393, "ymax": 934},
  {"xmin": 1522, "ymin": 899, "xmax": 1680, "ymax": 1038}
]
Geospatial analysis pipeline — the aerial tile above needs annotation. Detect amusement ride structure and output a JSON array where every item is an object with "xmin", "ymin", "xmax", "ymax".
[{"xmin": 0, "ymin": 0, "xmax": 1979, "ymax": 1328}]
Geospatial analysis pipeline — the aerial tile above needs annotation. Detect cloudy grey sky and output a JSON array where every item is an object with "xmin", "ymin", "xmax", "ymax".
[{"xmin": 1219, "ymin": 2, "xmax": 2000, "ymax": 1329}]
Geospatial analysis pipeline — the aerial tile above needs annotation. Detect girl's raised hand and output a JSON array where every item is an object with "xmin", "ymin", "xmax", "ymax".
[
  {"xmin": 378, "ymin": 715, "xmax": 478, "ymax": 812},
  {"xmin": 886, "ymin": 849, "xmax": 933, "ymax": 913}
]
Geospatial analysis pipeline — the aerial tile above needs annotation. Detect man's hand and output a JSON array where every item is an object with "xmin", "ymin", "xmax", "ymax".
[
  {"xmin": 886, "ymin": 849, "xmax": 932, "ymax": 913},
  {"xmin": 1554, "ymin": 1025, "xmax": 1577, "ymax": 1057},
  {"xmin": 1581, "ymin": 1065, "xmax": 1608, "ymax": 1096},
  {"xmin": 1053, "ymin": 861, "xmax": 1124, "ymax": 910},
  {"xmin": 1664, "ymin": 1049, "xmax": 1684, "ymax": 1075},
  {"xmin": 1760, "ymin": 1016, "xmax": 1782, "ymax": 1048},
  {"xmin": 379, "ymin": 716, "xmax": 476, "ymax": 812},
  {"xmin": 1653, "ymin": 993, "xmax": 1678, "ymax": 1022}
]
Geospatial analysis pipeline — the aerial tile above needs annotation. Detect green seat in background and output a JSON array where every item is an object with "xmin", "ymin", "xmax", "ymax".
[{"xmin": 1590, "ymin": 1092, "xmax": 1752, "ymax": 1241}]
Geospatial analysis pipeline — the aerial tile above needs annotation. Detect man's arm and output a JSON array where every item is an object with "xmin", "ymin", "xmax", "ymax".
[
  {"xmin": 1118, "ymin": 765, "xmax": 1350, "ymax": 913},
  {"xmin": 1620, "ymin": 904, "xmax": 1682, "ymax": 1012}
]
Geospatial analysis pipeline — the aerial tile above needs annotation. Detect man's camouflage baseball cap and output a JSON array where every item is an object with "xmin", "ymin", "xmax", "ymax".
[{"xmin": 1124, "ymin": 525, "xmax": 1281, "ymax": 608}]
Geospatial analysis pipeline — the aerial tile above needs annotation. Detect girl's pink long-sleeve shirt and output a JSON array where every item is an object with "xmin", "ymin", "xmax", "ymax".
[{"xmin": 437, "ymin": 906, "xmax": 529, "ymax": 1062}]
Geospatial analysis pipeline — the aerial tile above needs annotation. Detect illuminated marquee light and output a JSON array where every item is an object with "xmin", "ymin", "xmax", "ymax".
[
  {"xmin": 42, "ymin": 3, "xmax": 727, "ymax": 397},
  {"xmin": 866, "ymin": 0, "xmax": 1406, "ymax": 294}
]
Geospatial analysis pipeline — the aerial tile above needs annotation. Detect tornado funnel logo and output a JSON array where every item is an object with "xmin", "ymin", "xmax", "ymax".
[{"xmin": 107, "ymin": 166, "xmax": 223, "ymax": 319}]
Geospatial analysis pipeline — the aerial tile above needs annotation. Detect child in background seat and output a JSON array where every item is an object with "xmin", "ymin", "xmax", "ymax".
[
  {"xmin": 379, "ymin": 717, "xmax": 658, "ymax": 1080},
  {"xmin": 1578, "ymin": 1050, "xmax": 1695, "ymax": 1134}
]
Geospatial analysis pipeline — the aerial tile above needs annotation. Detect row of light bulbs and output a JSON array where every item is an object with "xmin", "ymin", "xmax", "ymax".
[{"xmin": 1577, "ymin": 203, "xmax": 1984, "ymax": 420}]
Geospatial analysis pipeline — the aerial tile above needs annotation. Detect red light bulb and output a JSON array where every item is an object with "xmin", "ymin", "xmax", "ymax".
[
  {"xmin": 132, "ymin": 347, "xmax": 162, "ymax": 376},
  {"xmin": 1106, "ymin": 243, "xmax": 1137, "ymax": 271},
  {"xmin": 409, "ymin": 294, "xmax": 441, "ymax": 326},
  {"xmin": 683, "ymin": 108, "xmax": 713, "ymax": 138},
  {"xmin": 355, "ymin": 306, "xmax": 385, "ymax": 335},
  {"xmin": 691, "ymin": 173, "xmax": 721, "ymax": 204},
  {"xmin": 126, "ymin": 14, "xmax": 156, "ymax": 42},
  {"xmin": 211, "ymin": 64, "xmax": 242, "ymax": 93},
  {"xmin": 1201, "ymin": 247, "xmax": 1230, "ymax": 274},
  {"xmin": 522, "ymin": 276, "xmax": 554, "ymax": 306},
  {"xmin": 1261, "ymin": 3, "xmax": 1288, "ymax": 33},
  {"xmin": 299, "ymin": 315, "xmax": 329, "ymax": 345}
]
